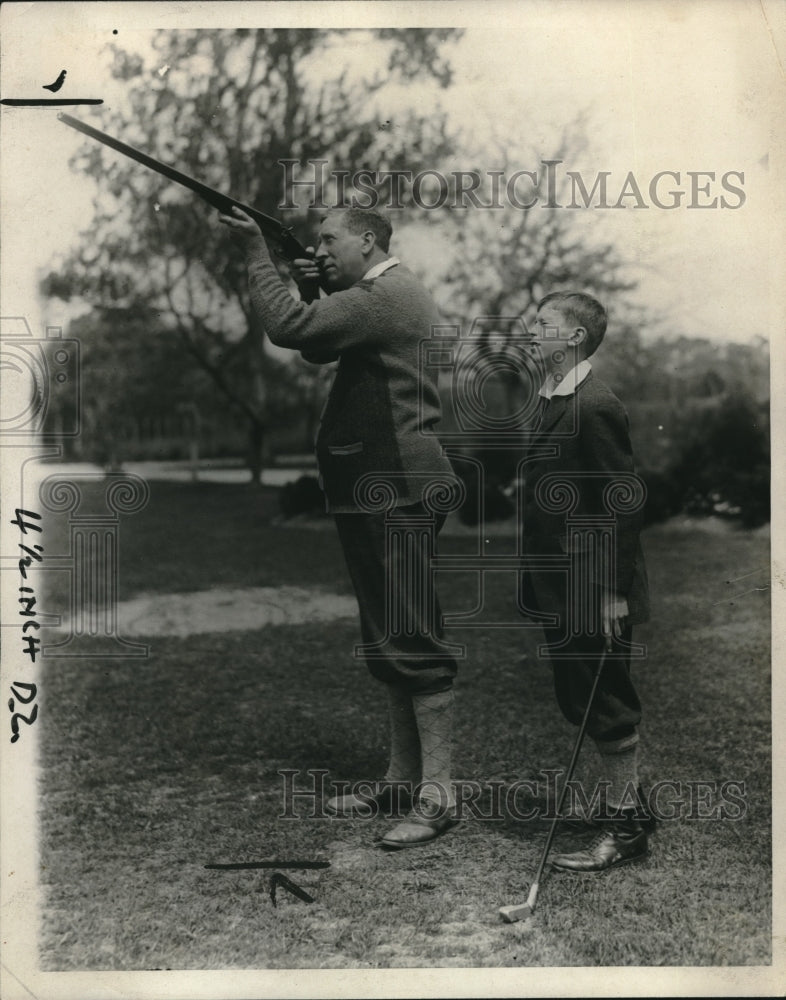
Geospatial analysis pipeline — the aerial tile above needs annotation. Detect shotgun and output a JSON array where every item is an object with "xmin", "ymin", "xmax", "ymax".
[{"xmin": 58, "ymin": 113, "xmax": 314, "ymax": 263}]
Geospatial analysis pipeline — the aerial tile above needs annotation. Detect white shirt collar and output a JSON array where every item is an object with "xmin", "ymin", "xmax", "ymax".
[
  {"xmin": 362, "ymin": 257, "xmax": 400, "ymax": 281},
  {"xmin": 539, "ymin": 359, "xmax": 592, "ymax": 399}
]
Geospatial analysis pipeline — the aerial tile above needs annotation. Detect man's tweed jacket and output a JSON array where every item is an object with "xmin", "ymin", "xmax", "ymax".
[
  {"xmin": 246, "ymin": 254, "xmax": 453, "ymax": 512},
  {"xmin": 523, "ymin": 370, "xmax": 650, "ymax": 626}
]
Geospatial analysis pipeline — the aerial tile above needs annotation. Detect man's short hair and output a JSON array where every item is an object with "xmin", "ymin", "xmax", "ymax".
[
  {"xmin": 537, "ymin": 292, "xmax": 608, "ymax": 356},
  {"xmin": 329, "ymin": 208, "xmax": 393, "ymax": 253}
]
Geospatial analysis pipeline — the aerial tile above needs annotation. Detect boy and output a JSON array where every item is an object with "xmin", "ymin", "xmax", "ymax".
[{"xmin": 521, "ymin": 292, "xmax": 651, "ymax": 871}]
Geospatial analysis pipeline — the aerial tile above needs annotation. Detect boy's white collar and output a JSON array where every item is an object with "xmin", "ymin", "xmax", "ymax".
[{"xmin": 539, "ymin": 359, "xmax": 592, "ymax": 399}]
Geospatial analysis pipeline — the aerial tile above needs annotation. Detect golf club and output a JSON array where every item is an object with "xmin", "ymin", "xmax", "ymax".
[{"xmin": 499, "ymin": 637, "xmax": 612, "ymax": 923}]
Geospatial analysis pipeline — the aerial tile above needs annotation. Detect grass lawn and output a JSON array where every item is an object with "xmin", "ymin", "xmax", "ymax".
[{"xmin": 36, "ymin": 481, "xmax": 771, "ymax": 969}]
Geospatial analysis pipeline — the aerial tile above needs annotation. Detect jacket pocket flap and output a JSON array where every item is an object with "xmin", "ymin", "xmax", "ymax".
[{"xmin": 327, "ymin": 442, "xmax": 364, "ymax": 455}]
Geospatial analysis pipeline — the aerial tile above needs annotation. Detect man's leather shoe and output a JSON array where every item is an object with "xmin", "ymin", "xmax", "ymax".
[
  {"xmin": 551, "ymin": 826, "xmax": 649, "ymax": 873},
  {"xmin": 380, "ymin": 797, "xmax": 458, "ymax": 849},
  {"xmin": 325, "ymin": 781, "xmax": 412, "ymax": 817}
]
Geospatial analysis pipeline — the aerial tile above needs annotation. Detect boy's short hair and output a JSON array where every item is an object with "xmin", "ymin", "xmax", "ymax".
[
  {"xmin": 537, "ymin": 292, "xmax": 608, "ymax": 356},
  {"xmin": 328, "ymin": 208, "xmax": 393, "ymax": 253}
]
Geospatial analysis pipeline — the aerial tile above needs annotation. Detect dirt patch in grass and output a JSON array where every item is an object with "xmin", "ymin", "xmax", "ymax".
[{"xmin": 56, "ymin": 585, "xmax": 358, "ymax": 638}]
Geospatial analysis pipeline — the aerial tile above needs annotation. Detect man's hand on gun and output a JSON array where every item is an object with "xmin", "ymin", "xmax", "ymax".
[
  {"xmin": 219, "ymin": 207, "xmax": 323, "ymax": 291},
  {"xmin": 289, "ymin": 249, "xmax": 321, "ymax": 288},
  {"xmin": 218, "ymin": 205, "xmax": 267, "ymax": 251}
]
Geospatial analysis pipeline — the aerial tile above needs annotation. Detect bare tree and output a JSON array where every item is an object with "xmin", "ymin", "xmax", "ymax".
[{"xmin": 430, "ymin": 123, "xmax": 641, "ymax": 324}]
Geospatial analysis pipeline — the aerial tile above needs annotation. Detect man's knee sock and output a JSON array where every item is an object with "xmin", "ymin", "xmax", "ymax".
[
  {"xmin": 412, "ymin": 689, "xmax": 455, "ymax": 807},
  {"xmin": 594, "ymin": 736, "xmax": 640, "ymax": 814},
  {"xmin": 384, "ymin": 684, "xmax": 421, "ymax": 788}
]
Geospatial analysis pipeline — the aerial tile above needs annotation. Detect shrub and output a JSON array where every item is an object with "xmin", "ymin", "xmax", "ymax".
[
  {"xmin": 279, "ymin": 475, "xmax": 328, "ymax": 518},
  {"xmin": 667, "ymin": 393, "xmax": 769, "ymax": 527}
]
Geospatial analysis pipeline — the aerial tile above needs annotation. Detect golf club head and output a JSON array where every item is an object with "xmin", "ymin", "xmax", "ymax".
[
  {"xmin": 499, "ymin": 902, "xmax": 533, "ymax": 922},
  {"xmin": 499, "ymin": 881, "xmax": 539, "ymax": 923}
]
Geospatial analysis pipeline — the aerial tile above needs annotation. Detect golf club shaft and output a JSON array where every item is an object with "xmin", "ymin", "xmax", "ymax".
[
  {"xmin": 500, "ymin": 643, "xmax": 612, "ymax": 922},
  {"xmin": 531, "ymin": 641, "xmax": 610, "ymax": 888}
]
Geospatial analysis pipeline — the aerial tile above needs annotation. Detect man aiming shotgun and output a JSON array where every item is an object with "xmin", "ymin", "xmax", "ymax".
[
  {"xmin": 61, "ymin": 112, "xmax": 461, "ymax": 849},
  {"xmin": 221, "ymin": 203, "xmax": 461, "ymax": 850}
]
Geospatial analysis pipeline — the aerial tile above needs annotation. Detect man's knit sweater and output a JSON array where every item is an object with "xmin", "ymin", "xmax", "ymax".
[{"xmin": 246, "ymin": 247, "xmax": 454, "ymax": 512}]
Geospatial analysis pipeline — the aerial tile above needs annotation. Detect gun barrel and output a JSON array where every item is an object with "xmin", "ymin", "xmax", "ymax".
[{"xmin": 58, "ymin": 113, "xmax": 310, "ymax": 261}]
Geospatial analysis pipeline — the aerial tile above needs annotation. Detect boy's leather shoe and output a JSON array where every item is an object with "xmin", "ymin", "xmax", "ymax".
[{"xmin": 551, "ymin": 826, "xmax": 648, "ymax": 873}]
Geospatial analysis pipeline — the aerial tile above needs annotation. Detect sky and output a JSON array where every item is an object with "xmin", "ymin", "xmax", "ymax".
[{"xmin": 0, "ymin": 1, "xmax": 784, "ymax": 347}]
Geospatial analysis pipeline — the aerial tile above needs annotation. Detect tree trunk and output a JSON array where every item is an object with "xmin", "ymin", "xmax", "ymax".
[{"xmin": 247, "ymin": 418, "xmax": 267, "ymax": 486}]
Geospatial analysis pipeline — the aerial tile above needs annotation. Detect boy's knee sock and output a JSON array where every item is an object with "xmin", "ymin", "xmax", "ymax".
[{"xmin": 594, "ymin": 736, "xmax": 640, "ymax": 813}]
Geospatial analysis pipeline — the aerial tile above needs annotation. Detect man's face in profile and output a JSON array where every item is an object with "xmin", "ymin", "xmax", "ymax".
[{"xmin": 315, "ymin": 215, "xmax": 367, "ymax": 289}]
